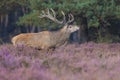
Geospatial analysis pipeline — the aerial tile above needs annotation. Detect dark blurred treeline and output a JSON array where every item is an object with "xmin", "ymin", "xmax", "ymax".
[{"xmin": 0, "ymin": 0, "xmax": 120, "ymax": 44}]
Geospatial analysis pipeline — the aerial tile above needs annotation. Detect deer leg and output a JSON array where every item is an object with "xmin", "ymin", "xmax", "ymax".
[{"xmin": 61, "ymin": 41, "xmax": 68, "ymax": 47}]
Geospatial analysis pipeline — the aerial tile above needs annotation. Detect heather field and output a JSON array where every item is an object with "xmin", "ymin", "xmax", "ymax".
[{"xmin": 0, "ymin": 42, "xmax": 120, "ymax": 80}]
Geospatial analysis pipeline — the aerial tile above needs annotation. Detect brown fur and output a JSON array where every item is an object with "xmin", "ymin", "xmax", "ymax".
[{"xmin": 11, "ymin": 25, "xmax": 79, "ymax": 50}]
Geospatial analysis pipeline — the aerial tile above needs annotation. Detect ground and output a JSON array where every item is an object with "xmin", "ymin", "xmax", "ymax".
[{"xmin": 0, "ymin": 42, "xmax": 120, "ymax": 80}]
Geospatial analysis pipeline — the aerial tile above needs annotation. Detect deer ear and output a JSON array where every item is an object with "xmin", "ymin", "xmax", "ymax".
[{"xmin": 66, "ymin": 25, "xmax": 69, "ymax": 28}]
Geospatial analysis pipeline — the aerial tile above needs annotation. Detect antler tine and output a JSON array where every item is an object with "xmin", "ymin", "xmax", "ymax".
[
  {"xmin": 50, "ymin": 8, "xmax": 56, "ymax": 18},
  {"xmin": 38, "ymin": 10, "xmax": 46, "ymax": 18},
  {"xmin": 47, "ymin": 8, "xmax": 50, "ymax": 15},
  {"xmin": 38, "ymin": 8, "xmax": 50, "ymax": 18},
  {"xmin": 66, "ymin": 13, "xmax": 74, "ymax": 24},
  {"xmin": 61, "ymin": 11, "xmax": 66, "ymax": 23}
]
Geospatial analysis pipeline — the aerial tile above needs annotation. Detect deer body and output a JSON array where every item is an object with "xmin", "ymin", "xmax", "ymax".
[{"xmin": 11, "ymin": 9, "xmax": 79, "ymax": 50}]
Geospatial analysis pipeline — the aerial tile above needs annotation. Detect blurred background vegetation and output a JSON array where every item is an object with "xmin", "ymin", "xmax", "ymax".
[{"xmin": 0, "ymin": 0, "xmax": 120, "ymax": 44}]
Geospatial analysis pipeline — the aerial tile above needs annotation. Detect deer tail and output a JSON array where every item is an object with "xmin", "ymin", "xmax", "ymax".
[{"xmin": 11, "ymin": 36, "xmax": 18, "ymax": 46}]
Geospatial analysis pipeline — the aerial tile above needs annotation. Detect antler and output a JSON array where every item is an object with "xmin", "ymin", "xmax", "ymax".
[
  {"xmin": 39, "ymin": 8, "xmax": 66, "ymax": 24},
  {"xmin": 66, "ymin": 13, "xmax": 74, "ymax": 24},
  {"xmin": 39, "ymin": 8, "xmax": 74, "ymax": 24}
]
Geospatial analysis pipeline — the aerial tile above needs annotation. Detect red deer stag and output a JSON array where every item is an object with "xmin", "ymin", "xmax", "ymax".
[{"xmin": 11, "ymin": 8, "xmax": 79, "ymax": 51}]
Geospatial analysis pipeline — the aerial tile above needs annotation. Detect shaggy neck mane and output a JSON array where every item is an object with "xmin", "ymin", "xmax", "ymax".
[{"xmin": 50, "ymin": 26, "xmax": 70, "ymax": 43}]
